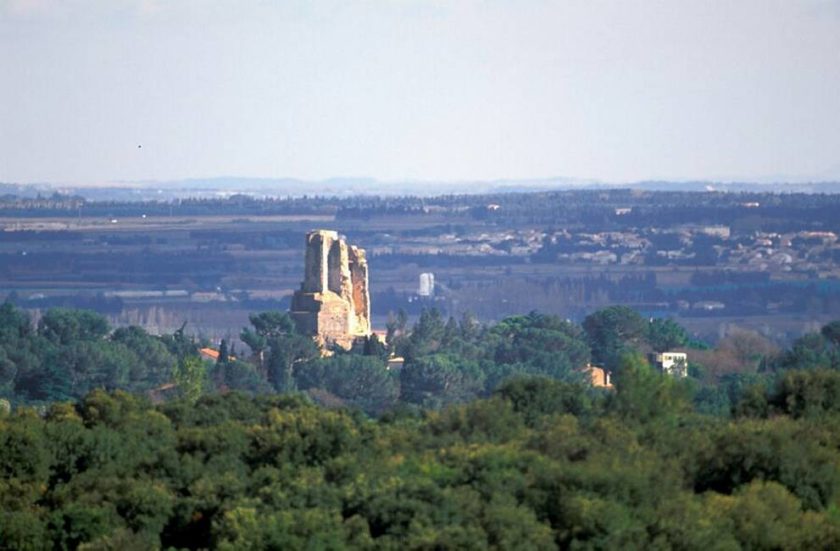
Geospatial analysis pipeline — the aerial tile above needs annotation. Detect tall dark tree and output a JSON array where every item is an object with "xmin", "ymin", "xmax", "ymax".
[
  {"xmin": 610, "ymin": 352, "xmax": 692, "ymax": 423},
  {"xmin": 160, "ymin": 321, "xmax": 198, "ymax": 360},
  {"xmin": 583, "ymin": 306, "xmax": 648, "ymax": 373},
  {"xmin": 458, "ymin": 311, "xmax": 481, "ymax": 341},
  {"xmin": 38, "ymin": 308, "xmax": 109, "ymax": 345},
  {"xmin": 110, "ymin": 326, "xmax": 175, "ymax": 389},
  {"xmin": 399, "ymin": 353, "xmax": 484, "ymax": 408},
  {"xmin": 404, "ymin": 308, "xmax": 446, "ymax": 359},
  {"xmin": 647, "ymin": 318, "xmax": 690, "ymax": 352},
  {"xmin": 296, "ymin": 354, "xmax": 398, "ymax": 414},
  {"xmin": 241, "ymin": 312, "xmax": 317, "ymax": 391},
  {"xmin": 485, "ymin": 312, "xmax": 590, "ymax": 389},
  {"xmin": 218, "ymin": 339, "xmax": 230, "ymax": 365},
  {"xmin": 241, "ymin": 312, "xmax": 296, "ymax": 373},
  {"xmin": 821, "ymin": 321, "xmax": 840, "ymax": 346}
]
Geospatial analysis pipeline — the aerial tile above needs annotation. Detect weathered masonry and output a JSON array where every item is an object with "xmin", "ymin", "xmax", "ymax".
[{"xmin": 290, "ymin": 230, "xmax": 372, "ymax": 348}]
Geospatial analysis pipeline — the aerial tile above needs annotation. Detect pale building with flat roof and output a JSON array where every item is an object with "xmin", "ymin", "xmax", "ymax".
[{"xmin": 651, "ymin": 352, "xmax": 688, "ymax": 378}]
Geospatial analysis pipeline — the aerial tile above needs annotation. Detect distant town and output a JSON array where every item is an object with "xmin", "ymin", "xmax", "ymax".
[{"xmin": 2, "ymin": 187, "xmax": 840, "ymax": 346}]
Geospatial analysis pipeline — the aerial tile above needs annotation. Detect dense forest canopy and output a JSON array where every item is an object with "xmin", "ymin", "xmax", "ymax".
[
  {"xmin": 4, "ymin": 369, "xmax": 840, "ymax": 548},
  {"xmin": 3, "ymin": 303, "xmax": 840, "ymax": 548}
]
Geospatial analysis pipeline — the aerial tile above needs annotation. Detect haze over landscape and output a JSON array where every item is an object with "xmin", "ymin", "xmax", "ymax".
[
  {"xmin": 2, "ymin": 0, "xmax": 840, "ymax": 186},
  {"xmin": 8, "ymin": 2, "xmax": 840, "ymax": 549}
]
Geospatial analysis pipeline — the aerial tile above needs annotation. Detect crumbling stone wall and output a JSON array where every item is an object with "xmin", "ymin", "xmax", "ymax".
[{"xmin": 290, "ymin": 230, "xmax": 371, "ymax": 348}]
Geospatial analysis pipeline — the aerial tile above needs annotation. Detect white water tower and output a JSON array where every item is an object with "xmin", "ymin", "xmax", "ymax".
[{"xmin": 418, "ymin": 272, "xmax": 435, "ymax": 297}]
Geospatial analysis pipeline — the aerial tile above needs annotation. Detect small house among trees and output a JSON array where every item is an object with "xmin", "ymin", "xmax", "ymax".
[{"xmin": 651, "ymin": 351, "xmax": 688, "ymax": 377}]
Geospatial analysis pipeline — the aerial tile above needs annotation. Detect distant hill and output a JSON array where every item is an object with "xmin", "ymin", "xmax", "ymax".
[{"xmin": 4, "ymin": 177, "xmax": 840, "ymax": 201}]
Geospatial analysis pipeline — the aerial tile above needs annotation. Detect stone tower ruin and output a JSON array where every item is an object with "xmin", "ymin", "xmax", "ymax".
[{"xmin": 290, "ymin": 230, "xmax": 371, "ymax": 349}]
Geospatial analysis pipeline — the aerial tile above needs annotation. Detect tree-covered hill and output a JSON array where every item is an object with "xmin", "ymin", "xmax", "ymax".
[
  {"xmin": 3, "ymin": 371, "xmax": 840, "ymax": 549},
  {"xmin": 4, "ymin": 303, "xmax": 840, "ymax": 547}
]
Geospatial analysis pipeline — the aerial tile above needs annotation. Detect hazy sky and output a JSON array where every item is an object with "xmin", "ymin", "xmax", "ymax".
[{"xmin": 1, "ymin": 0, "xmax": 839, "ymax": 185}]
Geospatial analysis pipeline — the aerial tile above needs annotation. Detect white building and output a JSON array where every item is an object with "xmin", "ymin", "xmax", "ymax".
[
  {"xmin": 699, "ymin": 226, "xmax": 731, "ymax": 239},
  {"xmin": 418, "ymin": 272, "xmax": 435, "ymax": 297},
  {"xmin": 651, "ymin": 352, "xmax": 688, "ymax": 378}
]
